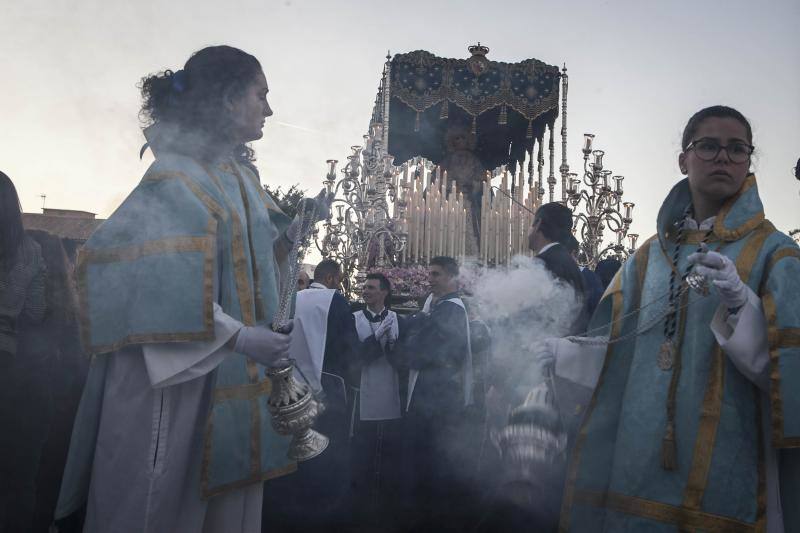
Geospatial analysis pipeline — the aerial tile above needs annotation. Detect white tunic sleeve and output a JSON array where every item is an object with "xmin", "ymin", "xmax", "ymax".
[
  {"xmin": 143, "ymin": 303, "xmax": 243, "ymax": 388},
  {"xmin": 709, "ymin": 287, "xmax": 783, "ymax": 532},
  {"xmin": 710, "ymin": 286, "xmax": 769, "ymax": 390},
  {"xmin": 553, "ymin": 337, "xmax": 607, "ymax": 389},
  {"xmin": 549, "ymin": 337, "xmax": 608, "ymax": 421}
]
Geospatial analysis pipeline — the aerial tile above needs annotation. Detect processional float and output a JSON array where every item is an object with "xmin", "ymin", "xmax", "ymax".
[
  {"xmin": 265, "ymin": 45, "xmax": 647, "ymax": 464},
  {"xmin": 313, "ymin": 44, "xmax": 640, "ymax": 300},
  {"xmin": 306, "ymin": 45, "xmax": 644, "ymax": 472}
]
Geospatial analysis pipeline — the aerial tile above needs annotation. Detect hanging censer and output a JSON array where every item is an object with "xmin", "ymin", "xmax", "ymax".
[
  {"xmin": 495, "ymin": 364, "xmax": 568, "ymax": 479},
  {"xmin": 265, "ymin": 198, "xmax": 329, "ymax": 461}
]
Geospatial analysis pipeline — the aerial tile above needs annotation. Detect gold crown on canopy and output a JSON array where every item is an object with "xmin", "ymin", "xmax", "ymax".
[{"xmin": 468, "ymin": 43, "xmax": 490, "ymax": 57}]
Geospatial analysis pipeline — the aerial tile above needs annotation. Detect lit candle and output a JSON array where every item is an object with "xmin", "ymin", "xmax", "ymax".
[
  {"xmin": 414, "ymin": 206, "xmax": 421, "ymax": 262},
  {"xmin": 426, "ymin": 206, "xmax": 433, "ymax": 261},
  {"xmin": 448, "ymin": 206, "xmax": 455, "ymax": 257},
  {"xmin": 433, "ymin": 195, "xmax": 439, "ymax": 258},
  {"xmin": 440, "ymin": 194, "xmax": 446, "ymax": 255},
  {"xmin": 494, "ymin": 209, "xmax": 500, "ymax": 265}
]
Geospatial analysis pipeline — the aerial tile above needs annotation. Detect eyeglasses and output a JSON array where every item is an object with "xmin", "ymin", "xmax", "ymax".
[{"xmin": 685, "ymin": 138, "xmax": 754, "ymax": 164}]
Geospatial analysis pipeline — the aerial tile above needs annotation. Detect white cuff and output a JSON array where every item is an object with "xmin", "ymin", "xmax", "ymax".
[
  {"xmin": 553, "ymin": 337, "xmax": 607, "ymax": 390},
  {"xmin": 143, "ymin": 303, "xmax": 244, "ymax": 388},
  {"xmin": 710, "ymin": 286, "xmax": 769, "ymax": 390}
]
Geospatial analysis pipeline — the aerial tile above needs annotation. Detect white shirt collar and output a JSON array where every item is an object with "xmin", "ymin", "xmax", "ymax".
[
  {"xmin": 364, "ymin": 306, "xmax": 386, "ymax": 318},
  {"xmin": 683, "ymin": 216, "xmax": 716, "ymax": 231},
  {"xmin": 536, "ymin": 242, "xmax": 559, "ymax": 256},
  {"xmin": 309, "ymin": 282, "xmax": 328, "ymax": 290}
]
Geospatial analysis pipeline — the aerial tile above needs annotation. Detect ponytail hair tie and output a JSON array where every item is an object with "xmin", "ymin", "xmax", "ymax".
[{"xmin": 171, "ymin": 69, "xmax": 187, "ymax": 93}]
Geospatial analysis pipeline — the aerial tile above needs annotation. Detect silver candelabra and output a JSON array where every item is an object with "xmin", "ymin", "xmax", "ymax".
[
  {"xmin": 565, "ymin": 133, "xmax": 638, "ymax": 268},
  {"xmin": 314, "ymin": 122, "xmax": 408, "ymax": 296}
]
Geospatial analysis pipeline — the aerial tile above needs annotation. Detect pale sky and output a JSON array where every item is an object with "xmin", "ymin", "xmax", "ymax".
[{"xmin": 2, "ymin": 0, "xmax": 799, "ymax": 242}]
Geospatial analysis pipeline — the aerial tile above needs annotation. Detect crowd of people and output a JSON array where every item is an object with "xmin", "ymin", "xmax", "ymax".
[{"xmin": 1, "ymin": 43, "xmax": 799, "ymax": 533}]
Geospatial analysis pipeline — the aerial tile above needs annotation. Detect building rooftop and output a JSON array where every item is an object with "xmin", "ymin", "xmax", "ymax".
[
  {"xmin": 22, "ymin": 209, "xmax": 104, "ymax": 241},
  {"xmin": 41, "ymin": 208, "xmax": 97, "ymax": 218}
]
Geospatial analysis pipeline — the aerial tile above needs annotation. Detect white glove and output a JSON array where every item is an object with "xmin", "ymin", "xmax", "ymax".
[
  {"xmin": 533, "ymin": 338, "xmax": 558, "ymax": 374},
  {"xmin": 285, "ymin": 189, "xmax": 334, "ymax": 243},
  {"xmin": 373, "ymin": 313, "xmax": 396, "ymax": 340},
  {"xmin": 233, "ymin": 321, "xmax": 293, "ymax": 367},
  {"xmin": 687, "ymin": 250, "xmax": 747, "ymax": 309},
  {"xmin": 310, "ymin": 188, "xmax": 335, "ymax": 220}
]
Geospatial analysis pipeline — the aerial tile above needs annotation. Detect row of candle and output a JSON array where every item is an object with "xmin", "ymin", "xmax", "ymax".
[
  {"xmin": 397, "ymin": 163, "xmax": 553, "ymax": 266},
  {"xmin": 479, "ymin": 168, "xmax": 543, "ymax": 265},
  {"xmin": 400, "ymin": 164, "xmax": 467, "ymax": 263}
]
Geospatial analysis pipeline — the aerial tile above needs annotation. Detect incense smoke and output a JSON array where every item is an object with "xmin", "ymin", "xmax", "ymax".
[
  {"xmin": 446, "ymin": 254, "xmax": 582, "ymax": 519},
  {"xmin": 462, "ymin": 254, "xmax": 581, "ymax": 381}
]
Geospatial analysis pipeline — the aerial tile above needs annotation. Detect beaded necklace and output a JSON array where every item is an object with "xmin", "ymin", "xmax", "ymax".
[{"xmin": 657, "ymin": 205, "xmax": 715, "ymax": 371}]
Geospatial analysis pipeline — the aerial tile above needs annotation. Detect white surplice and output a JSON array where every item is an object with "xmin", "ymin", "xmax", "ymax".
[
  {"xmin": 287, "ymin": 282, "xmax": 336, "ymax": 393},
  {"xmin": 353, "ymin": 308, "xmax": 402, "ymax": 421},
  {"xmin": 81, "ymin": 303, "xmax": 264, "ymax": 533}
]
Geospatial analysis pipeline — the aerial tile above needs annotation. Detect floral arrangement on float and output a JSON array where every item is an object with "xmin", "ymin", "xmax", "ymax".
[{"xmin": 369, "ymin": 265, "xmax": 430, "ymax": 308}]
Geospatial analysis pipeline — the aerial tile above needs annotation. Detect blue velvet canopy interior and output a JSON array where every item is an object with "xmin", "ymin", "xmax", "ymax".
[{"xmin": 379, "ymin": 49, "xmax": 561, "ymax": 174}]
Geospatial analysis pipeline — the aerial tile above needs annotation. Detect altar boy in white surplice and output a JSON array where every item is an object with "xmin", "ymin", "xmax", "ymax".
[{"xmin": 349, "ymin": 273, "xmax": 405, "ymax": 524}]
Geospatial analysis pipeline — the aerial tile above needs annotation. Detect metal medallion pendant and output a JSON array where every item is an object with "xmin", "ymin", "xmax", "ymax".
[
  {"xmin": 686, "ymin": 270, "xmax": 710, "ymax": 296},
  {"xmin": 658, "ymin": 339, "xmax": 675, "ymax": 371}
]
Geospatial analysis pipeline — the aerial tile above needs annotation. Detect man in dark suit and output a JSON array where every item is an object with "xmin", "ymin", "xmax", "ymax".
[
  {"xmin": 397, "ymin": 256, "xmax": 477, "ymax": 529},
  {"xmin": 565, "ymin": 235, "xmax": 604, "ymax": 319},
  {"xmin": 528, "ymin": 202, "xmax": 588, "ymax": 334},
  {"xmin": 479, "ymin": 207, "xmax": 589, "ymax": 531}
]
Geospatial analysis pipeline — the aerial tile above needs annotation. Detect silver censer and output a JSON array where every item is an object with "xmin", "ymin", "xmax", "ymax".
[
  {"xmin": 265, "ymin": 359, "xmax": 329, "ymax": 461},
  {"xmin": 265, "ymin": 198, "xmax": 329, "ymax": 461},
  {"xmin": 496, "ymin": 374, "xmax": 567, "ymax": 479},
  {"xmin": 493, "ymin": 369, "xmax": 568, "ymax": 525}
]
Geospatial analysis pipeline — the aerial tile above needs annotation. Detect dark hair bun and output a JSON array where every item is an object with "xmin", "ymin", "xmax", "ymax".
[{"xmin": 139, "ymin": 46, "xmax": 262, "ymax": 162}]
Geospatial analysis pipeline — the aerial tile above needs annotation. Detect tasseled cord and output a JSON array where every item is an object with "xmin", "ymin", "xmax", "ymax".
[
  {"xmin": 662, "ymin": 421, "xmax": 677, "ymax": 470},
  {"xmin": 661, "ymin": 287, "xmax": 690, "ymax": 471},
  {"xmin": 660, "ymin": 211, "xmax": 694, "ymax": 472},
  {"xmin": 661, "ymin": 303, "xmax": 684, "ymax": 472}
]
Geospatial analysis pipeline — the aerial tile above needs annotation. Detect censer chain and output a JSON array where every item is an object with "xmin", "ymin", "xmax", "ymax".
[{"xmin": 564, "ymin": 281, "xmax": 706, "ymax": 347}]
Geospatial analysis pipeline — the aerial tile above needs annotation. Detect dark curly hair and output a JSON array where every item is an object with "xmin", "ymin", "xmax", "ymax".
[{"xmin": 140, "ymin": 45, "xmax": 263, "ymax": 163}]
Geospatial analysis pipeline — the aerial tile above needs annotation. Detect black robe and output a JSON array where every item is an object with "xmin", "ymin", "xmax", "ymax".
[
  {"xmin": 397, "ymin": 292, "xmax": 480, "ymax": 528},
  {"xmin": 538, "ymin": 242, "xmax": 590, "ymax": 334}
]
